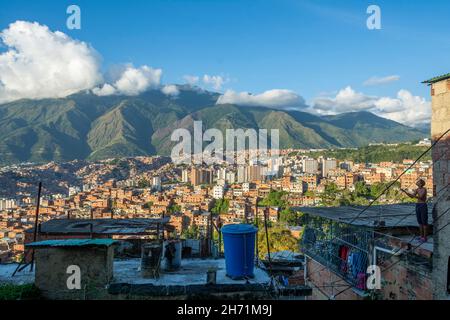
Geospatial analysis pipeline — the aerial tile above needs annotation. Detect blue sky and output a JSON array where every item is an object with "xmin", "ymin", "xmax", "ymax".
[{"xmin": 0, "ymin": 0, "xmax": 449, "ymax": 126}]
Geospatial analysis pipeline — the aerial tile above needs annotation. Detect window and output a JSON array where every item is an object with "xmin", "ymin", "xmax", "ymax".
[
  {"xmin": 431, "ymin": 86, "xmax": 435, "ymax": 96},
  {"xmin": 447, "ymin": 80, "xmax": 450, "ymax": 91}
]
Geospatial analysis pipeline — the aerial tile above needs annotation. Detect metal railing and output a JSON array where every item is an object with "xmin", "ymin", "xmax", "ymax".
[{"xmin": 301, "ymin": 216, "xmax": 371, "ymax": 289}]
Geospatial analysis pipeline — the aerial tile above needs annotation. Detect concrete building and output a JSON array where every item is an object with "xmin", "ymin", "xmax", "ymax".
[
  {"xmin": 423, "ymin": 73, "xmax": 450, "ymax": 299},
  {"xmin": 237, "ymin": 166, "xmax": 248, "ymax": 183},
  {"xmin": 0, "ymin": 198, "xmax": 17, "ymax": 210},
  {"xmin": 302, "ymin": 158, "xmax": 319, "ymax": 174},
  {"xmin": 191, "ymin": 168, "xmax": 213, "ymax": 186},
  {"xmin": 321, "ymin": 159, "xmax": 337, "ymax": 178},
  {"xmin": 152, "ymin": 176, "xmax": 161, "ymax": 191},
  {"xmin": 248, "ymin": 165, "xmax": 264, "ymax": 182},
  {"xmin": 225, "ymin": 171, "xmax": 236, "ymax": 184},
  {"xmin": 212, "ymin": 185, "xmax": 224, "ymax": 200},
  {"xmin": 181, "ymin": 169, "xmax": 190, "ymax": 183}
]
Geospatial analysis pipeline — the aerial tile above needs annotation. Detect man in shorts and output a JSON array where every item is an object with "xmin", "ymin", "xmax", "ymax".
[{"xmin": 401, "ymin": 179, "xmax": 428, "ymax": 242}]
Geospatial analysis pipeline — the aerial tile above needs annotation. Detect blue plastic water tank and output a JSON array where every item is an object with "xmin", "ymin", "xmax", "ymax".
[{"xmin": 221, "ymin": 224, "xmax": 258, "ymax": 279}]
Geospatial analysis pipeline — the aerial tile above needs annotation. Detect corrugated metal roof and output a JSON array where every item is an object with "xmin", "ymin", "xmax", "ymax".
[
  {"xmin": 26, "ymin": 238, "xmax": 118, "ymax": 248},
  {"xmin": 28, "ymin": 218, "xmax": 174, "ymax": 235},
  {"xmin": 294, "ymin": 203, "xmax": 432, "ymax": 228},
  {"xmin": 422, "ymin": 73, "xmax": 450, "ymax": 84}
]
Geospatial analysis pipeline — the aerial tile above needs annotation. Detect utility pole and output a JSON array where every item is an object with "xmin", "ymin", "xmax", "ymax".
[{"xmin": 30, "ymin": 182, "xmax": 42, "ymax": 272}]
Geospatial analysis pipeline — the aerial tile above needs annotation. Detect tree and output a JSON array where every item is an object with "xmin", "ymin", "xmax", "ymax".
[
  {"xmin": 167, "ymin": 204, "xmax": 181, "ymax": 214},
  {"xmin": 355, "ymin": 181, "xmax": 370, "ymax": 198},
  {"xmin": 211, "ymin": 199, "xmax": 229, "ymax": 215},
  {"xmin": 182, "ymin": 225, "xmax": 200, "ymax": 239},
  {"xmin": 259, "ymin": 190, "xmax": 287, "ymax": 208},
  {"xmin": 143, "ymin": 201, "xmax": 153, "ymax": 209},
  {"xmin": 257, "ymin": 223, "xmax": 299, "ymax": 260},
  {"xmin": 320, "ymin": 182, "xmax": 340, "ymax": 206},
  {"xmin": 280, "ymin": 208, "xmax": 299, "ymax": 226}
]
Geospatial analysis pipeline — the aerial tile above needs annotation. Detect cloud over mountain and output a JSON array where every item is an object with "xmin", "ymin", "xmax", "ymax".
[
  {"xmin": 313, "ymin": 86, "xmax": 430, "ymax": 127},
  {"xmin": 0, "ymin": 21, "xmax": 431, "ymax": 128},
  {"xmin": 0, "ymin": 21, "xmax": 102, "ymax": 103},
  {"xmin": 216, "ymin": 89, "xmax": 307, "ymax": 109},
  {"xmin": 93, "ymin": 65, "xmax": 162, "ymax": 96},
  {"xmin": 161, "ymin": 84, "xmax": 180, "ymax": 96}
]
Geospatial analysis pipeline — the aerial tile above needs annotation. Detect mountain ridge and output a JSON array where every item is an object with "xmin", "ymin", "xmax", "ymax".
[{"xmin": 0, "ymin": 87, "xmax": 428, "ymax": 165}]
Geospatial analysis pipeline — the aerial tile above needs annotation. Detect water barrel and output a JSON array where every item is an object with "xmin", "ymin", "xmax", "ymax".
[{"xmin": 221, "ymin": 224, "xmax": 258, "ymax": 279}]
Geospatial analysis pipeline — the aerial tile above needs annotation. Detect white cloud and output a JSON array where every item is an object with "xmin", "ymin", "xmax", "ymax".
[
  {"xmin": 374, "ymin": 90, "xmax": 431, "ymax": 126},
  {"xmin": 202, "ymin": 74, "xmax": 228, "ymax": 90},
  {"xmin": 312, "ymin": 86, "xmax": 430, "ymax": 127},
  {"xmin": 92, "ymin": 83, "xmax": 116, "ymax": 96},
  {"xmin": 313, "ymin": 86, "xmax": 378, "ymax": 113},
  {"xmin": 161, "ymin": 84, "xmax": 180, "ymax": 97},
  {"xmin": 217, "ymin": 89, "xmax": 306, "ymax": 109},
  {"xmin": 363, "ymin": 75, "xmax": 400, "ymax": 86},
  {"xmin": 183, "ymin": 75, "xmax": 199, "ymax": 86},
  {"xmin": 0, "ymin": 21, "xmax": 102, "ymax": 103},
  {"xmin": 93, "ymin": 65, "xmax": 162, "ymax": 96}
]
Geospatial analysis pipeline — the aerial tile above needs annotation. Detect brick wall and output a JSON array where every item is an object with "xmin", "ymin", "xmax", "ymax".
[
  {"xmin": 305, "ymin": 257, "xmax": 364, "ymax": 300},
  {"xmin": 430, "ymin": 78, "xmax": 450, "ymax": 300}
]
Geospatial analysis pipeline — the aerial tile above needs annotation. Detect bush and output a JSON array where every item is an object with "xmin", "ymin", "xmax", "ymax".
[{"xmin": 0, "ymin": 284, "xmax": 40, "ymax": 300}]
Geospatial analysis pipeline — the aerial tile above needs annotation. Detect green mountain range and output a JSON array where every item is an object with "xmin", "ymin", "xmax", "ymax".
[{"xmin": 0, "ymin": 86, "xmax": 427, "ymax": 165}]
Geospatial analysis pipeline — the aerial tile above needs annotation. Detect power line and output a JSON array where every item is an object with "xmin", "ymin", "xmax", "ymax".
[
  {"xmin": 300, "ymin": 129, "xmax": 450, "ymax": 298},
  {"xmin": 345, "ymin": 128, "xmax": 450, "ymax": 225},
  {"xmin": 332, "ymin": 200, "xmax": 450, "ymax": 299}
]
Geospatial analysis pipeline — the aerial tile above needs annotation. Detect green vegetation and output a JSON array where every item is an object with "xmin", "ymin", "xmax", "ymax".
[
  {"xmin": 254, "ymin": 191, "xmax": 301, "ymax": 259},
  {"xmin": 256, "ymin": 222, "xmax": 300, "ymax": 260},
  {"xmin": 211, "ymin": 199, "xmax": 229, "ymax": 215},
  {"xmin": 318, "ymin": 181, "xmax": 413, "ymax": 207},
  {"xmin": 167, "ymin": 204, "xmax": 181, "ymax": 214},
  {"xmin": 181, "ymin": 224, "xmax": 200, "ymax": 240},
  {"xmin": 143, "ymin": 201, "xmax": 153, "ymax": 209},
  {"xmin": 0, "ymin": 284, "xmax": 40, "ymax": 300},
  {"xmin": 279, "ymin": 208, "xmax": 304, "ymax": 226},
  {"xmin": 258, "ymin": 190, "xmax": 287, "ymax": 207},
  {"xmin": 0, "ymin": 88, "xmax": 425, "ymax": 165},
  {"xmin": 307, "ymin": 143, "xmax": 431, "ymax": 164}
]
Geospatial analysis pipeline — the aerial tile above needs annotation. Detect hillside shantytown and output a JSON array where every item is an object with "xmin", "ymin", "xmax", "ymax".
[
  {"xmin": 1, "ymin": 0, "xmax": 450, "ymax": 302},
  {"xmin": 0, "ymin": 72, "xmax": 449, "ymax": 300}
]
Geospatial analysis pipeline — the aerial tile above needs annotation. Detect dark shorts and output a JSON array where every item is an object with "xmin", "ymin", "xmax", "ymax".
[{"xmin": 416, "ymin": 203, "xmax": 428, "ymax": 225}]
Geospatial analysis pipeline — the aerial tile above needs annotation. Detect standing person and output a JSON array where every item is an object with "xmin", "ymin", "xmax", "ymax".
[{"xmin": 401, "ymin": 179, "xmax": 428, "ymax": 242}]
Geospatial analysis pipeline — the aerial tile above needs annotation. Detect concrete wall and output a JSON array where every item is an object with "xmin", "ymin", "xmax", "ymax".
[
  {"xmin": 430, "ymin": 78, "xmax": 450, "ymax": 300},
  {"xmin": 34, "ymin": 246, "xmax": 114, "ymax": 300}
]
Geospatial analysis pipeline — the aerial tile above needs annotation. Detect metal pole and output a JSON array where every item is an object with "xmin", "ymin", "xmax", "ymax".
[
  {"xmin": 209, "ymin": 211, "xmax": 213, "ymax": 256},
  {"xmin": 255, "ymin": 204, "xmax": 259, "ymax": 265},
  {"xmin": 264, "ymin": 207, "xmax": 272, "ymax": 274},
  {"xmin": 30, "ymin": 182, "xmax": 42, "ymax": 272}
]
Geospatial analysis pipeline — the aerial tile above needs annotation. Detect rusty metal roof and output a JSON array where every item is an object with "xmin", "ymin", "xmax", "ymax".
[{"xmin": 30, "ymin": 218, "xmax": 174, "ymax": 235}]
